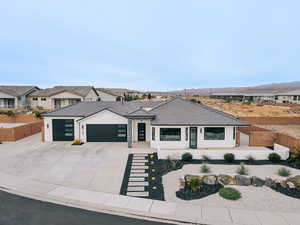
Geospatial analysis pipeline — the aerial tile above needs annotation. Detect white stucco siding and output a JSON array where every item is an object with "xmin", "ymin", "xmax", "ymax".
[
  {"xmin": 97, "ymin": 90, "xmax": 117, "ymax": 101},
  {"xmin": 44, "ymin": 117, "xmax": 82, "ymax": 142},
  {"xmin": 78, "ymin": 110, "xmax": 128, "ymax": 142},
  {"xmin": 150, "ymin": 126, "xmax": 236, "ymax": 149},
  {"xmin": 132, "ymin": 119, "xmax": 151, "ymax": 142},
  {"xmin": 150, "ymin": 126, "xmax": 189, "ymax": 149}
]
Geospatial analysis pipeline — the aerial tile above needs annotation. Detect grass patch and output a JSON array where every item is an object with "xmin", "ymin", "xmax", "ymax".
[{"xmin": 219, "ymin": 187, "xmax": 241, "ymax": 200}]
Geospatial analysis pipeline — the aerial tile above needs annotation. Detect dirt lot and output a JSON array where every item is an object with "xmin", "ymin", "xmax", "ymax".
[
  {"xmin": 186, "ymin": 96, "xmax": 300, "ymax": 117},
  {"xmin": 256, "ymin": 125, "xmax": 300, "ymax": 139}
]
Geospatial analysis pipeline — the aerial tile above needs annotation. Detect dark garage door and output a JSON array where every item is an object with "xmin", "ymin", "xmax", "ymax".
[
  {"xmin": 52, "ymin": 119, "xmax": 74, "ymax": 141},
  {"xmin": 87, "ymin": 124, "xmax": 127, "ymax": 142}
]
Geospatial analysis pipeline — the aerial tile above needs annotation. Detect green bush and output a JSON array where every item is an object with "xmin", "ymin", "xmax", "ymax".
[
  {"xmin": 181, "ymin": 153, "xmax": 193, "ymax": 162},
  {"xmin": 236, "ymin": 162, "xmax": 248, "ymax": 175},
  {"xmin": 277, "ymin": 167, "xmax": 291, "ymax": 177},
  {"xmin": 289, "ymin": 146, "xmax": 300, "ymax": 167},
  {"xmin": 187, "ymin": 177, "xmax": 201, "ymax": 191},
  {"xmin": 268, "ymin": 153, "xmax": 281, "ymax": 163},
  {"xmin": 224, "ymin": 153, "xmax": 235, "ymax": 163},
  {"xmin": 200, "ymin": 164, "xmax": 211, "ymax": 173},
  {"xmin": 219, "ymin": 187, "xmax": 241, "ymax": 200},
  {"xmin": 33, "ymin": 111, "xmax": 42, "ymax": 118}
]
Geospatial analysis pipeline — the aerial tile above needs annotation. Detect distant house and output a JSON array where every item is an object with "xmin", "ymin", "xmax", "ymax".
[
  {"xmin": 95, "ymin": 88, "xmax": 120, "ymax": 101},
  {"xmin": 29, "ymin": 86, "xmax": 99, "ymax": 110},
  {"xmin": 210, "ymin": 93, "xmax": 244, "ymax": 102},
  {"xmin": 243, "ymin": 93, "xmax": 276, "ymax": 103},
  {"xmin": 275, "ymin": 90, "xmax": 300, "ymax": 104},
  {"xmin": 0, "ymin": 86, "xmax": 39, "ymax": 109}
]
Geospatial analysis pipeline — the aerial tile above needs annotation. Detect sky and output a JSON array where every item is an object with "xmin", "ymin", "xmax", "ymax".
[{"xmin": 0, "ymin": 1, "xmax": 300, "ymax": 91}]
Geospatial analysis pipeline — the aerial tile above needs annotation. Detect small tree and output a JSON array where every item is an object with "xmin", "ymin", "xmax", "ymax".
[
  {"xmin": 147, "ymin": 93, "xmax": 152, "ymax": 99},
  {"xmin": 116, "ymin": 96, "xmax": 122, "ymax": 101}
]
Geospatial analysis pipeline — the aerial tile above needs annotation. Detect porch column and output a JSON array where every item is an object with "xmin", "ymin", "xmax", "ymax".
[{"xmin": 127, "ymin": 118, "xmax": 133, "ymax": 148}]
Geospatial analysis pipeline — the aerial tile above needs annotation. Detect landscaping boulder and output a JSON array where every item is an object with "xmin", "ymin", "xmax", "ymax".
[
  {"xmin": 264, "ymin": 178, "xmax": 275, "ymax": 188},
  {"xmin": 235, "ymin": 175, "xmax": 251, "ymax": 186},
  {"xmin": 203, "ymin": 175, "xmax": 217, "ymax": 185},
  {"xmin": 287, "ymin": 181, "xmax": 296, "ymax": 189},
  {"xmin": 275, "ymin": 179, "xmax": 287, "ymax": 188},
  {"xmin": 218, "ymin": 174, "xmax": 235, "ymax": 185},
  {"xmin": 251, "ymin": 176, "xmax": 265, "ymax": 187},
  {"xmin": 286, "ymin": 176, "xmax": 300, "ymax": 189}
]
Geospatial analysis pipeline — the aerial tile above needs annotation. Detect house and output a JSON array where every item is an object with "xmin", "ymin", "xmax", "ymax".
[
  {"xmin": 42, "ymin": 98, "xmax": 249, "ymax": 150},
  {"xmin": 29, "ymin": 86, "xmax": 99, "ymax": 110},
  {"xmin": 243, "ymin": 93, "xmax": 276, "ymax": 103},
  {"xmin": 0, "ymin": 85, "xmax": 39, "ymax": 109},
  {"xmin": 96, "ymin": 88, "xmax": 121, "ymax": 101},
  {"xmin": 210, "ymin": 93, "xmax": 244, "ymax": 102},
  {"xmin": 275, "ymin": 90, "xmax": 300, "ymax": 104}
]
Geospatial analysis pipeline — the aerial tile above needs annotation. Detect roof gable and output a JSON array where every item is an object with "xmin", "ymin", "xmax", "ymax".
[{"xmin": 0, "ymin": 86, "xmax": 39, "ymax": 97}]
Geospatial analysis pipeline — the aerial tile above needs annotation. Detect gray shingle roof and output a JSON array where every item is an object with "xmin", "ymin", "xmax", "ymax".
[
  {"xmin": 29, "ymin": 86, "xmax": 96, "ymax": 97},
  {"xmin": 276, "ymin": 90, "xmax": 300, "ymax": 96},
  {"xmin": 0, "ymin": 86, "xmax": 38, "ymax": 97},
  {"xmin": 43, "ymin": 97, "xmax": 248, "ymax": 126},
  {"xmin": 96, "ymin": 88, "xmax": 119, "ymax": 97},
  {"xmin": 43, "ymin": 101, "xmax": 162, "ymax": 117},
  {"xmin": 149, "ymin": 98, "xmax": 248, "ymax": 126}
]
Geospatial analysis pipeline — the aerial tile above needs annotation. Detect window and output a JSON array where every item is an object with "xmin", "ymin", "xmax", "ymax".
[
  {"xmin": 204, "ymin": 127, "xmax": 225, "ymax": 140},
  {"xmin": 152, "ymin": 127, "xmax": 155, "ymax": 141},
  {"xmin": 160, "ymin": 128, "xmax": 181, "ymax": 141},
  {"xmin": 233, "ymin": 127, "xmax": 236, "ymax": 139},
  {"xmin": 294, "ymin": 96, "xmax": 297, "ymax": 101},
  {"xmin": 185, "ymin": 127, "xmax": 188, "ymax": 141},
  {"xmin": 32, "ymin": 97, "xmax": 38, "ymax": 101},
  {"xmin": 41, "ymin": 98, "xmax": 46, "ymax": 101}
]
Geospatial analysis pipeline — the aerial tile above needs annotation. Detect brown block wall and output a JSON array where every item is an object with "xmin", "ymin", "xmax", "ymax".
[
  {"xmin": 0, "ymin": 121, "xmax": 43, "ymax": 142},
  {"xmin": 249, "ymin": 131, "xmax": 277, "ymax": 147},
  {"xmin": 239, "ymin": 117, "xmax": 300, "ymax": 125}
]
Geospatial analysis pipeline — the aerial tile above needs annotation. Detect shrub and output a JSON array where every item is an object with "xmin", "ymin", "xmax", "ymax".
[
  {"xmin": 236, "ymin": 162, "xmax": 248, "ymax": 175},
  {"xmin": 202, "ymin": 155, "xmax": 211, "ymax": 162},
  {"xmin": 181, "ymin": 153, "xmax": 193, "ymax": 162},
  {"xmin": 224, "ymin": 153, "xmax": 235, "ymax": 163},
  {"xmin": 246, "ymin": 155, "xmax": 255, "ymax": 164},
  {"xmin": 33, "ymin": 111, "xmax": 42, "ymax": 118},
  {"xmin": 268, "ymin": 153, "xmax": 281, "ymax": 163},
  {"xmin": 277, "ymin": 167, "xmax": 291, "ymax": 177},
  {"xmin": 289, "ymin": 146, "xmax": 300, "ymax": 168},
  {"xmin": 200, "ymin": 164, "xmax": 211, "ymax": 173},
  {"xmin": 187, "ymin": 177, "xmax": 201, "ymax": 191},
  {"xmin": 219, "ymin": 187, "xmax": 241, "ymax": 200},
  {"xmin": 72, "ymin": 139, "xmax": 82, "ymax": 145},
  {"xmin": 5, "ymin": 110, "xmax": 15, "ymax": 117}
]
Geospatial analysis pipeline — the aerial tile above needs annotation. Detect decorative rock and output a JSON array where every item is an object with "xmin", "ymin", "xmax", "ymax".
[
  {"xmin": 235, "ymin": 175, "xmax": 251, "ymax": 186},
  {"xmin": 264, "ymin": 178, "xmax": 275, "ymax": 188},
  {"xmin": 203, "ymin": 175, "xmax": 217, "ymax": 185},
  {"xmin": 218, "ymin": 174, "xmax": 235, "ymax": 185},
  {"xmin": 287, "ymin": 181, "xmax": 296, "ymax": 189},
  {"xmin": 251, "ymin": 176, "xmax": 265, "ymax": 187},
  {"xmin": 286, "ymin": 176, "xmax": 300, "ymax": 189}
]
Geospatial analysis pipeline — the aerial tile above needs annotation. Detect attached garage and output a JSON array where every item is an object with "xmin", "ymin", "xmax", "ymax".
[
  {"xmin": 52, "ymin": 119, "xmax": 74, "ymax": 141},
  {"xmin": 86, "ymin": 124, "xmax": 127, "ymax": 142}
]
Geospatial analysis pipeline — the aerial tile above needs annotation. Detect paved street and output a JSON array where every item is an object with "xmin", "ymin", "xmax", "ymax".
[{"xmin": 0, "ymin": 190, "xmax": 174, "ymax": 225}]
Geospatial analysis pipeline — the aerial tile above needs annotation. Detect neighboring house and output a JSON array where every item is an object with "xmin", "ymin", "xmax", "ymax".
[
  {"xmin": 96, "ymin": 88, "xmax": 120, "ymax": 101},
  {"xmin": 29, "ymin": 86, "xmax": 99, "ymax": 110},
  {"xmin": 275, "ymin": 90, "xmax": 300, "ymax": 104},
  {"xmin": 210, "ymin": 93, "xmax": 244, "ymax": 102},
  {"xmin": 0, "ymin": 86, "xmax": 39, "ymax": 109},
  {"xmin": 243, "ymin": 93, "xmax": 276, "ymax": 103},
  {"xmin": 43, "ymin": 98, "xmax": 248, "ymax": 149}
]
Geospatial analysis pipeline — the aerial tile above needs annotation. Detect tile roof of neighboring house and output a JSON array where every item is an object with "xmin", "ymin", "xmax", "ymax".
[
  {"xmin": 43, "ymin": 97, "xmax": 248, "ymax": 126},
  {"xmin": 276, "ymin": 90, "xmax": 300, "ymax": 96},
  {"xmin": 29, "ymin": 86, "xmax": 96, "ymax": 98},
  {"xmin": 96, "ymin": 88, "xmax": 119, "ymax": 97},
  {"xmin": 0, "ymin": 86, "xmax": 39, "ymax": 97}
]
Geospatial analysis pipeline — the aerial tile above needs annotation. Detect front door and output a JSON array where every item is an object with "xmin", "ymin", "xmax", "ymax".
[
  {"xmin": 190, "ymin": 127, "xmax": 197, "ymax": 149},
  {"xmin": 138, "ymin": 123, "xmax": 146, "ymax": 141}
]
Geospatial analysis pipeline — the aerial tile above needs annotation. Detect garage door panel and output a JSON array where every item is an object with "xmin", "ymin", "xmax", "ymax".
[
  {"xmin": 53, "ymin": 119, "xmax": 74, "ymax": 141},
  {"xmin": 87, "ymin": 124, "xmax": 127, "ymax": 142}
]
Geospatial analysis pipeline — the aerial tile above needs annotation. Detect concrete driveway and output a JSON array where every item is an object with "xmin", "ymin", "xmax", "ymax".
[{"xmin": 0, "ymin": 134, "xmax": 131, "ymax": 194}]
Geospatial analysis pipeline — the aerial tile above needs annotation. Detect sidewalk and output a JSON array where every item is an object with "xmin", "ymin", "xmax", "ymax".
[{"xmin": 0, "ymin": 171, "xmax": 299, "ymax": 225}]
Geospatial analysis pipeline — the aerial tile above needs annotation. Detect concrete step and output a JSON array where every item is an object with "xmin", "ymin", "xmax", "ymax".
[
  {"xmin": 132, "ymin": 159, "xmax": 148, "ymax": 163},
  {"xmin": 128, "ymin": 181, "xmax": 149, "ymax": 186},
  {"xmin": 126, "ymin": 191, "xmax": 149, "ymax": 197},
  {"xmin": 131, "ymin": 166, "xmax": 148, "ymax": 170},
  {"xmin": 132, "ymin": 163, "xmax": 146, "ymax": 166},
  {"xmin": 129, "ymin": 173, "xmax": 148, "ymax": 177},
  {"xmin": 129, "ymin": 177, "xmax": 145, "ymax": 182},
  {"xmin": 130, "ymin": 169, "xmax": 146, "ymax": 173},
  {"xmin": 127, "ymin": 186, "xmax": 145, "ymax": 191}
]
